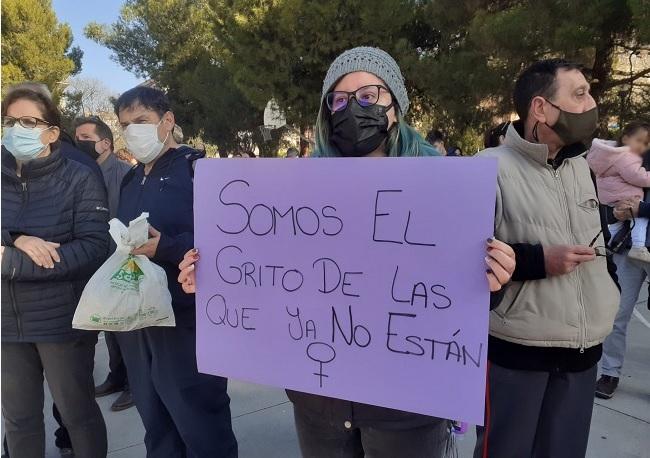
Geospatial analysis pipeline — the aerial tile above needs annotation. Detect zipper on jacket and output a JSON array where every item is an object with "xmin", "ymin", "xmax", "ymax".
[
  {"xmin": 15, "ymin": 180, "xmax": 29, "ymax": 222},
  {"xmin": 137, "ymin": 174, "xmax": 148, "ymax": 207},
  {"xmin": 127, "ymin": 173, "xmax": 148, "ymax": 222},
  {"xmin": 11, "ymin": 183, "xmax": 27, "ymax": 340},
  {"xmin": 551, "ymin": 164, "xmax": 587, "ymax": 351},
  {"xmin": 9, "ymin": 280, "xmax": 23, "ymax": 339}
]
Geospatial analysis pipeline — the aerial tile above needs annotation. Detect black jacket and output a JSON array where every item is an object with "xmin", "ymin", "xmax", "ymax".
[
  {"xmin": 117, "ymin": 146, "xmax": 203, "ymax": 327},
  {"xmin": 1, "ymin": 146, "xmax": 110, "ymax": 342}
]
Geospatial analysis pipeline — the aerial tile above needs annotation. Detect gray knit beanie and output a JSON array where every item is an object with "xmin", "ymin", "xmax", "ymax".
[{"xmin": 321, "ymin": 47, "xmax": 409, "ymax": 114}]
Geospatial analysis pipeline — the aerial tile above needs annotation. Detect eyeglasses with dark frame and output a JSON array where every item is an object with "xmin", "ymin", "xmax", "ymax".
[
  {"xmin": 2, "ymin": 116, "xmax": 52, "ymax": 129},
  {"xmin": 326, "ymin": 85, "xmax": 391, "ymax": 112},
  {"xmin": 590, "ymin": 209, "xmax": 636, "ymax": 257}
]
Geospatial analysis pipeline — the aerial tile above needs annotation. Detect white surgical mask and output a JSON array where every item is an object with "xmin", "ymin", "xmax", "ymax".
[{"xmin": 123, "ymin": 120, "xmax": 169, "ymax": 164}]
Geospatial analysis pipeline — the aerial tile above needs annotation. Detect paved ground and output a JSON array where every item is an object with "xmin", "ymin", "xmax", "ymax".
[{"xmin": 9, "ymin": 295, "xmax": 650, "ymax": 457}]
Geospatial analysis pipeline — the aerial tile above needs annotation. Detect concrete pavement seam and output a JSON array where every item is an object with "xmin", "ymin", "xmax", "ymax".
[
  {"xmin": 233, "ymin": 401, "xmax": 292, "ymax": 420},
  {"xmin": 106, "ymin": 442, "xmax": 144, "ymax": 455},
  {"xmin": 594, "ymin": 402, "xmax": 650, "ymax": 425}
]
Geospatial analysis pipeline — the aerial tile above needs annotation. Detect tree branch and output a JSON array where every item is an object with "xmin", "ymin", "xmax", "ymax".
[
  {"xmin": 606, "ymin": 67, "xmax": 650, "ymax": 89},
  {"xmin": 614, "ymin": 42, "xmax": 650, "ymax": 53}
]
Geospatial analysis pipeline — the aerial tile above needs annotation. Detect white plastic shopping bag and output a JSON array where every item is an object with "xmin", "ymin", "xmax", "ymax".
[{"xmin": 73, "ymin": 213, "xmax": 175, "ymax": 331}]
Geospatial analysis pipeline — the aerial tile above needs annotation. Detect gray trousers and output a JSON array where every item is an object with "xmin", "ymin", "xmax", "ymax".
[
  {"xmin": 104, "ymin": 331, "xmax": 127, "ymax": 387},
  {"xmin": 474, "ymin": 362, "xmax": 597, "ymax": 458},
  {"xmin": 1, "ymin": 335, "xmax": 107, "ymax": 458},
  {"xmin": 601, "ymin": 253, "xmax": 648, "ymax": 377}
]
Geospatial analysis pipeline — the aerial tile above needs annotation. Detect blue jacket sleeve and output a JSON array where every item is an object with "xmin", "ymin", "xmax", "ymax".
[
  {"xmin": 153, "ymin": 231, "xmax": 194, "ymax": 267},
  {"xmin": 2, "ymin": 230, "xmax": 14, "ymax": 247}
]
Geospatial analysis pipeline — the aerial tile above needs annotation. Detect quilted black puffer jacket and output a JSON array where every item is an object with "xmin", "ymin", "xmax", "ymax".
[{"xmin": 1, "ymin": 146, "xmax": 109, "ymax": 342}]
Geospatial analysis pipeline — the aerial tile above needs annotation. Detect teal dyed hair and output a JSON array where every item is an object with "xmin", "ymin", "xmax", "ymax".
[{"xmin": 312, "ymin": 102, "xmax": 439, "ymax": 158}]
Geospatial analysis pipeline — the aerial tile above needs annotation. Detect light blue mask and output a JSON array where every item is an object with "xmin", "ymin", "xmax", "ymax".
[{"xmin": 2, "ymin": 125, "xmax": 50, "ymax": 161}]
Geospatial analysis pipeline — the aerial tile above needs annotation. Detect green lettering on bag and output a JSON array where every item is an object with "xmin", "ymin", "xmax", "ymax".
[{"xmin": 110, "ymin": 256, "xmax": 144, "ymax": 292}]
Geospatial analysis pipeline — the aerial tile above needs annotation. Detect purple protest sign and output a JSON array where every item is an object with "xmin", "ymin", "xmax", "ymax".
[{"xmin": 194, "ymin": 157, "xmax": 497, "ymax": 425}]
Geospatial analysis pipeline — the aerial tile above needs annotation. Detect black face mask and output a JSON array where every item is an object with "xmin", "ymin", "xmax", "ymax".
[
  {"xmin": 330, "ymin": 99, "xmax": 393, "ymax": 157},
  {"xmin": 534, "ymin": 100, "xmax": 599, "ymax": 146},
  {"xmin": 76, "ymin": 140, "xmax": 100, "ymax": 160}
]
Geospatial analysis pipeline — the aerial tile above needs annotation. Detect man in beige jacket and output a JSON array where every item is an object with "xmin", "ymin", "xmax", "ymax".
[{"xmin": 474, "ymin": 59, "xmax": 620, "ymax": 458}]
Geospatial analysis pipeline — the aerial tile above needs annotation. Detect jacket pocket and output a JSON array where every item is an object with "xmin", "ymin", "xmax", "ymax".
[
  {"xmin": 493, "ymin": 281, "xmax": 528, "ymax": 320},
  {"xmin": 578, "ymin": 197, "xmax": 600, "ymax": 212}
]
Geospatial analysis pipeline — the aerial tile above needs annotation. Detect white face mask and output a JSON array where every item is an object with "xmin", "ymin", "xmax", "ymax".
[{"xmin": 123, "ymin": 120, "xmax": 169, "ymax": 164}]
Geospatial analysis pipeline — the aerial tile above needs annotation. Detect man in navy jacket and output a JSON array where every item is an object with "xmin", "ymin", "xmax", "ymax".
[{"xmin": 114, "ymin": 86, "xmax": 237, "ymax": 457}]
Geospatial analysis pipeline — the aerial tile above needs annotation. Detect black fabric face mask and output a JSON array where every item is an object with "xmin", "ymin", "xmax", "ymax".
[
  {"xmin": 76, "ymin": 140, "xmax": 100, "ymax": 160},
  {"xmin": 534, "ymin": 100, "xmax": 599, "ymax": 145},
  {"xmin": 330, "ymin": 99, "xmax": 393, "ymax": 157}
]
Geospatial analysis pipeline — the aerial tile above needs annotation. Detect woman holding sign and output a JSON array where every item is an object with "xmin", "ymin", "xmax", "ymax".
[{"xmin": 179, "ymin": 47, "xmax": 515, "ymax": 457}]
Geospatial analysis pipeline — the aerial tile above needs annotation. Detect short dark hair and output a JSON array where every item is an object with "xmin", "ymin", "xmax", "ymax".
[
  {"xmin": 513, "ymin": 59, "xmax": 584, "ymax": 121},
  {"xmin": 426, "ymin": 129, "xmax": 445, "ymax": 144},
  {"xmin": 74, "ymin": 115, "xmax": 114, "ymax": 149},
  {"xmin": 114, "ymin": 86, "xmax": 171, "ymax": 118},
  {"xmin": 618, "ymin": 121, "xmax": 650, "ymax": 147},
  {"xmin": 484, "ymin": 121, "xmax": 510, "ymax": 149},
  {"xmin": 2, "ymin": 87, "xmax": 62, "ymax": 127}
]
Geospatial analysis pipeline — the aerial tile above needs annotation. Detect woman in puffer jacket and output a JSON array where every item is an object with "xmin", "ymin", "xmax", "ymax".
[
  {"xmin": 587, "ymin": 121, "xmax": 650, "ymax": 262},
  {"xmin": 1, "ymin": 86, "xmax": 110, "ymax": 458}
]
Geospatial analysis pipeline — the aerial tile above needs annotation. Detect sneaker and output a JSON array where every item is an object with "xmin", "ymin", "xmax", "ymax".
[
  {"xmin": 595, "ymin": 375, "xmax": 619, "ymax": 399},
  {"xmin": 627, "ymin": 247, "xmax": 650, "ymax": 263},
  {"xmin": 95, "ymin": 377, "xmax": 124, "ymax": 398},
  {"xmin": 58, "ymin": 447, "xmax": 74, "ymax": 457},
  {"xmin": 111, "ymin": 389, "xmax": 135, "ymax": 412}
]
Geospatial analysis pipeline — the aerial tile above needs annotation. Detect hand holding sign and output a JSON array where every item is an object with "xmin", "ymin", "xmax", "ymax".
[
  {"xmin": 179, "ymin": 248, "xmax": 199, "ymax": 293},
  {"xmin": 485, "ymin": 238, "xmax": 515, "ymax": 290}
]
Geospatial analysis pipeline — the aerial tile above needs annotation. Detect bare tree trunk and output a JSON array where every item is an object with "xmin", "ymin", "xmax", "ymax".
[
  {"xmin": 300, "ymin": 125, "xmax": 310, "ymax": 157},
  {"xmin": 590, "ymin": 35, "xmax": 616, "ymax": 132}
]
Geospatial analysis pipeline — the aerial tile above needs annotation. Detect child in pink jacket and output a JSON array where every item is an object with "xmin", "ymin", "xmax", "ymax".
[{"xmin": 588, "ymin": 122, "xmax": 650, "ymax": 262}]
